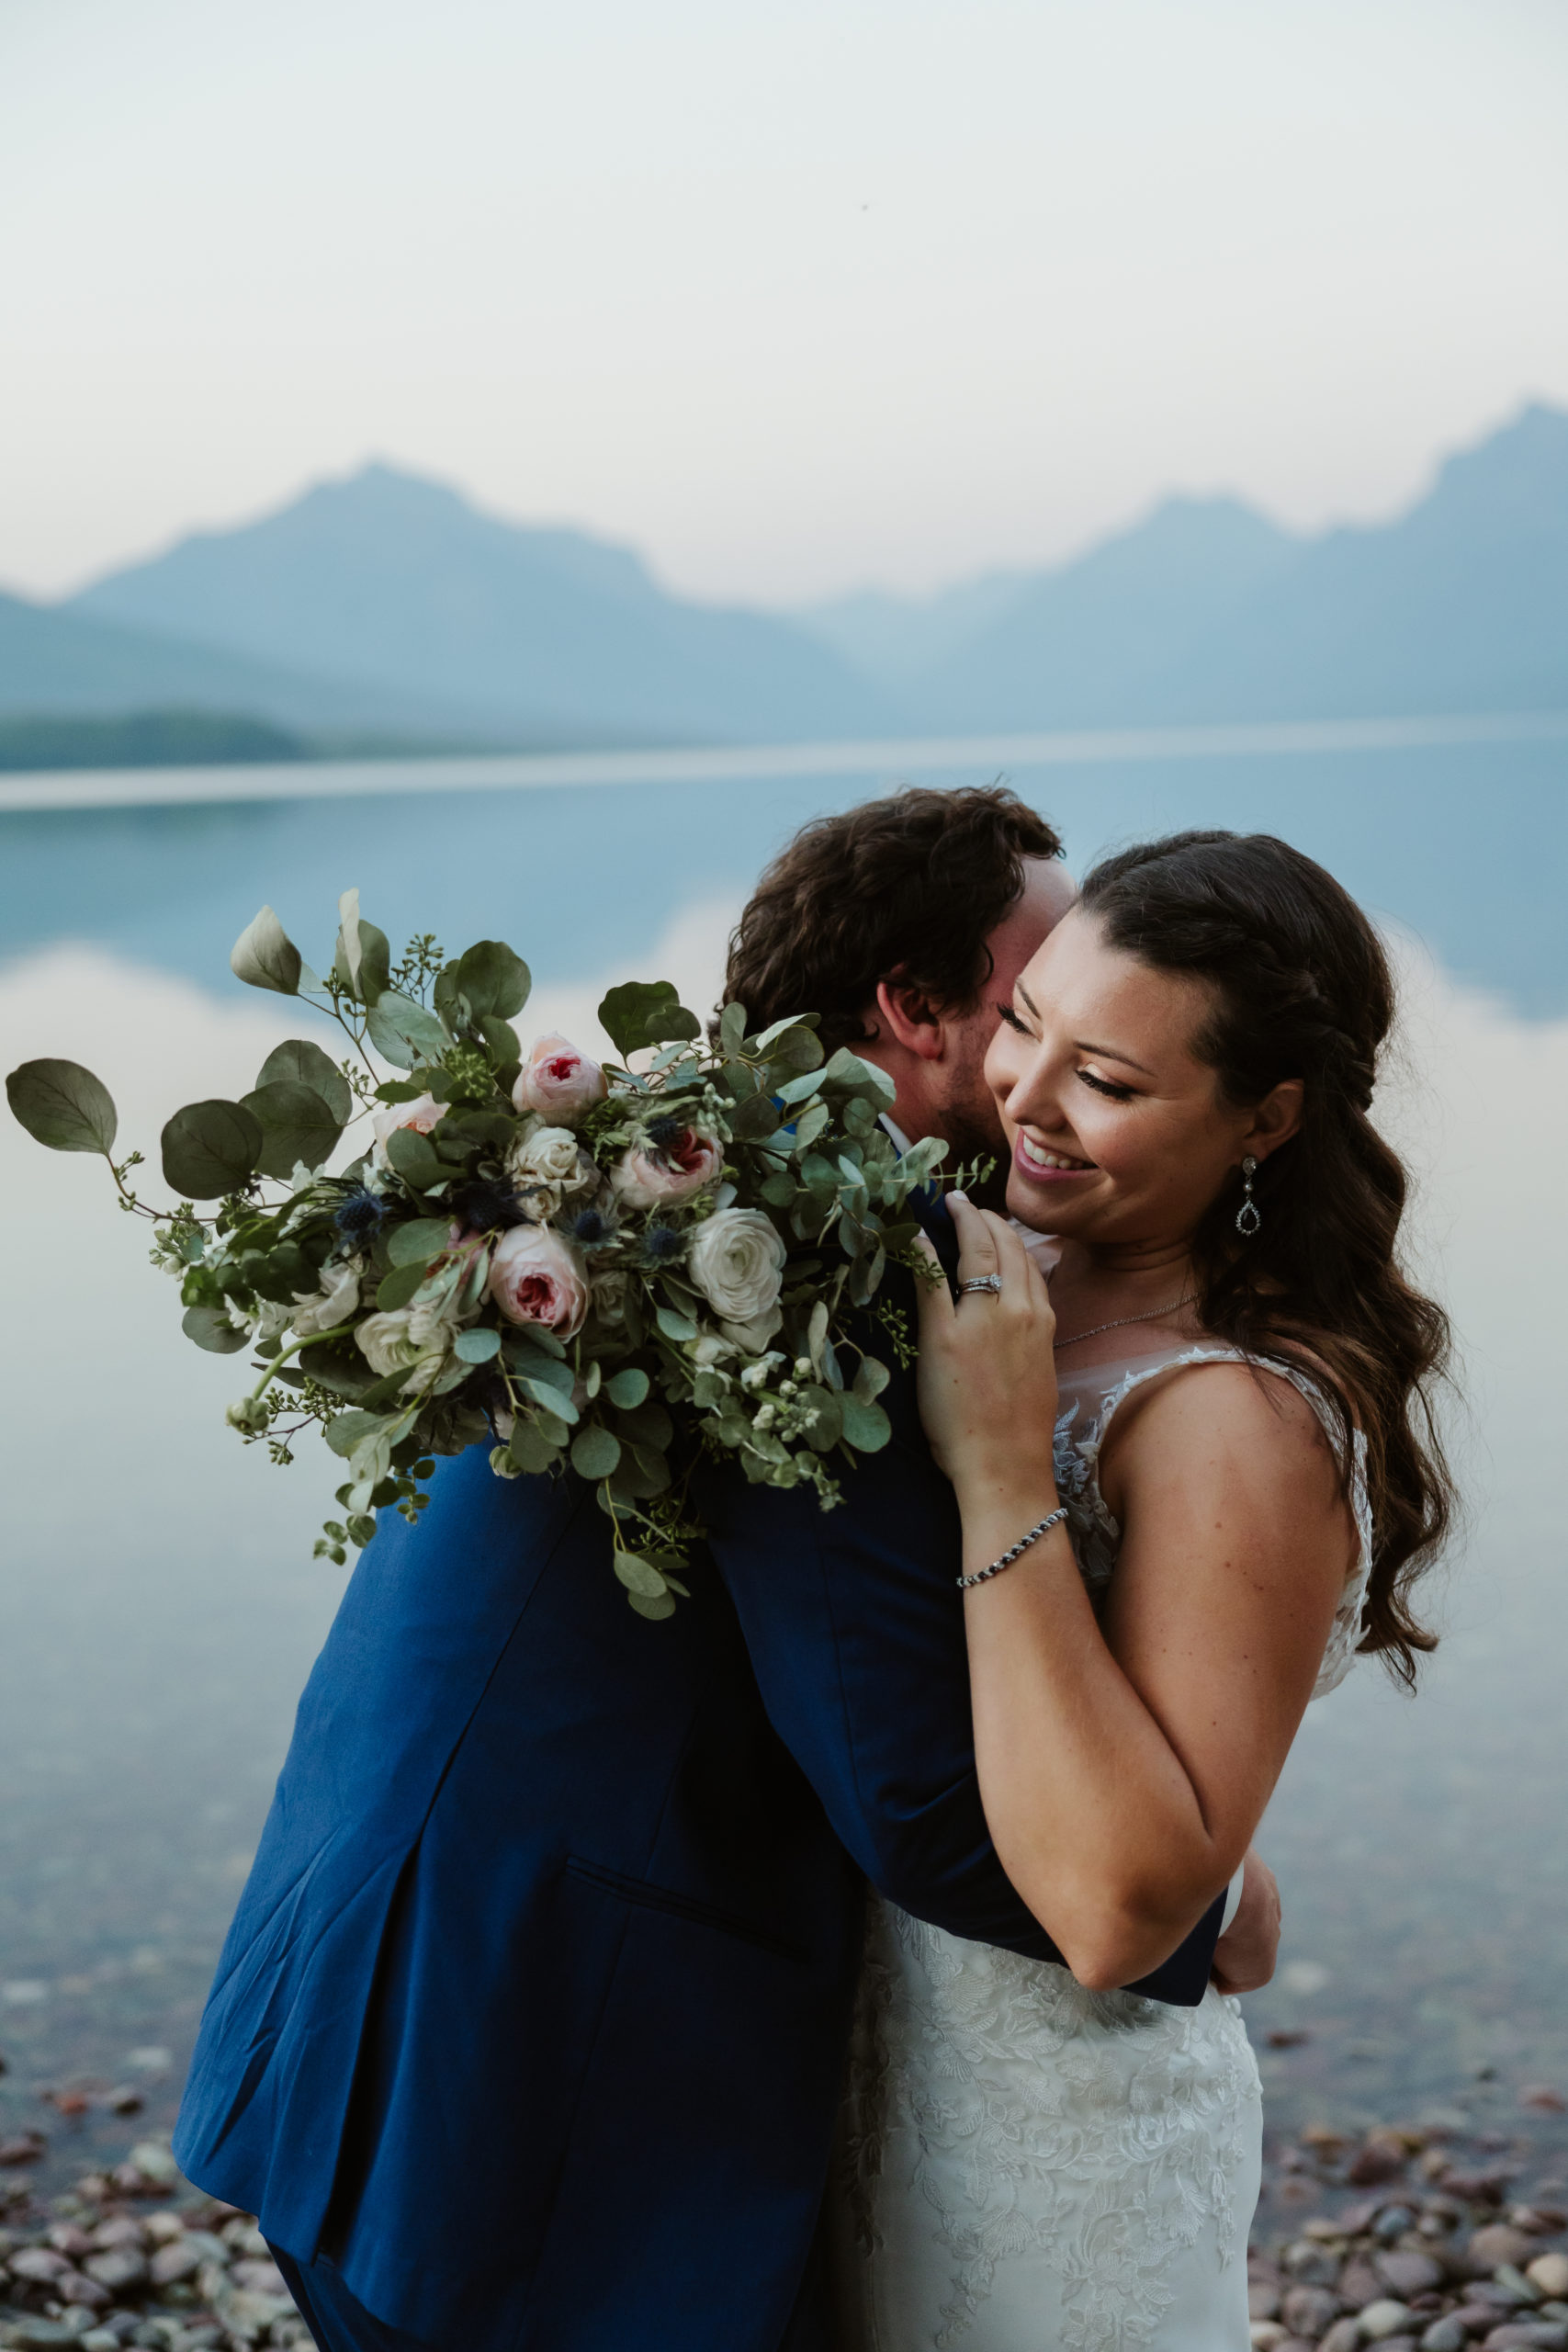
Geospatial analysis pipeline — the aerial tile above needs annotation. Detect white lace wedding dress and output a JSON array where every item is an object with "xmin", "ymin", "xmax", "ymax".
[{"xmin": 830, "ymin": 1338, "xmax": 1372, "ymax": 2352}]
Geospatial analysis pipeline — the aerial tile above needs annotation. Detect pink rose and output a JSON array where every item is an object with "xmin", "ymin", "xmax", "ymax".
[
  {"xmin": 611, "ymin": 1125, "xmax": 725, "ymax": 1211},
  {"xmin": 512, "ymin": 1035, "xmax": 606, "ymax": 1124},
  {"xmin": 371, "ymin": 1092, "xmax": 447, "ymax": 1166},
  {"xmin": 487, "ymin": 1223, "xmax": 590, "ymax": 1338}
]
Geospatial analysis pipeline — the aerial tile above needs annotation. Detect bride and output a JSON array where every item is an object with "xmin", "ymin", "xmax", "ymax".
[{"xmin": 832, "ymin": 830, "xmax": 1455, "ymax": 2351}]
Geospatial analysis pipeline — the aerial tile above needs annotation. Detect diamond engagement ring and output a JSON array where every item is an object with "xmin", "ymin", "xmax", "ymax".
[{"xmin": 959, "ymin": 1274, "xmax": 1002, "ymax": 1296}]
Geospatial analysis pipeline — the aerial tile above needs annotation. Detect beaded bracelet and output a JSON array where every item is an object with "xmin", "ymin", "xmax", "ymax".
[{"xmin": 955, "ymin": 1505, "xmax": 1069, "ymax": 1589}]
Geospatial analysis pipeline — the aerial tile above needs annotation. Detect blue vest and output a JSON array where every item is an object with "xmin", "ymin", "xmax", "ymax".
[{"xmin": 174, "ymin": 1265, "xmax": 1223, "ymax": 2352}]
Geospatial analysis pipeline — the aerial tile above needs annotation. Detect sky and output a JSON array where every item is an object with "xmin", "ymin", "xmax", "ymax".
[{"xmin": 4, "ymin": 0, "xmax": 1568, "ymax": 606}]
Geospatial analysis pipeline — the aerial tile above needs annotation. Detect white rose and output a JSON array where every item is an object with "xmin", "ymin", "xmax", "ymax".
[
  {"xmin": 289, "ymin": 1257, "xmax": 362, "ymax": 1338},
  {"xmin": 507, "ymin": 1123, "xmax": 594, "ymax": 1207},
  {"xmin": 686, "ymin": 1208, "xmax": 786, "ymax": 1351},
  {"xmin": 354, "ymin": 1309, "xmax": 446, "ymax": 1394}
]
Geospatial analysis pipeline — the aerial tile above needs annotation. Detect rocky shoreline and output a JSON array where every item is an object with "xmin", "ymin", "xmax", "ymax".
[
  {"xmin": 0, "ymin": 2143, "xmax": 305, "ymax": 2352},
  {"xmin": 6, "ymin": 2112, "xmax": 1568, "ymax": 2350},
  {"xmin": 1250, "ymin": 2111, "xmax": 1568, "ymax": 2349}
]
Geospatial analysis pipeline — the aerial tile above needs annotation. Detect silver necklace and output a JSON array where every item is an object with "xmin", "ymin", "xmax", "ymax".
[{"xmin": 1053, "ymin": 1295, "xmax": 1196, "ymax": 1351}]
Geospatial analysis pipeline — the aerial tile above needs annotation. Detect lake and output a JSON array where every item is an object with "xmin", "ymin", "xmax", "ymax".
[{"xmin": 2, "ymin": 721, "xmax": 1566, "ymax": 2195}]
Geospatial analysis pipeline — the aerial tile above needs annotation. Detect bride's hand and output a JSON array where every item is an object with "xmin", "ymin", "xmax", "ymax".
[{"xmin": 914, "ymin": 1195, "xmax": 1061, "ymax": 1503}]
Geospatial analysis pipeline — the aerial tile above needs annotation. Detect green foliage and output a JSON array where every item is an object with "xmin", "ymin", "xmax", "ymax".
[
  {"xmin": 161, "ymin": 1098, "xmax": 264, "ymax": 1197},
  {"xmin": 254, "ymin": 1039, "xmax": 353, "ymax": 1125},
  {"xmin": 180, "ymin": 1303, "xmax": 251, "ymax": 1352},
  {"xmin": 241, "ymin": 1080, "xmax": 345, "ymax": 1180},
  {"xmin": 231, "ymin": 906, "xmax": 304, "ymax": 996},
  {"xmin": 454, "ymin": 940, "xmax": 531, "ymax": 1020},
  {"xmin": 366, "ymin": 989, "xmax": 451, "ymax": 1069},
  {"xmin": 598, "ymin": 980, "xmax": 703, "ymax": 1059},
  {"xmin": 6, "ymin": 1058, "xmax": 118, "ymax": 1154}
]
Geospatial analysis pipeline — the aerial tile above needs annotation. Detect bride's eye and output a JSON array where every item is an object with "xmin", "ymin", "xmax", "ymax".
[
  {"xmin": 996, "ymin": 1002, "xmax": 1032, "ymax": 1035},
  {"xmin": 1077, "ymin": 1069, "xmax": 1136, "ymax": 1102}
]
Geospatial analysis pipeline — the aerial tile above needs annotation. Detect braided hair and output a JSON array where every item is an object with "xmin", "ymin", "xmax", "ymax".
[{"xmin": 1079, "ymin": 830, "xmax": 1455, "ymax": 1683}]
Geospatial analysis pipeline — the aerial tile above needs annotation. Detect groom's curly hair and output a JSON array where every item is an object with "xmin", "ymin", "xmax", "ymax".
[{"xmin": 720, "ymin": 785, "xmax": 1064, "ymax": 1053}]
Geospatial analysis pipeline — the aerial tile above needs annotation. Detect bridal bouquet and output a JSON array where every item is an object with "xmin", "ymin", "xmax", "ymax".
[{"xmin": 7, "ymin": 893, "xmax": 953, "ymax": 1615}]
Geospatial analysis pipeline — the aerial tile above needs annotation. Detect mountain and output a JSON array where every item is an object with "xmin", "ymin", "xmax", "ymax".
[
  {"xmin": 0, "ymin": 587, "xmax": 515, "ymax": 743},
  {"xmin": 829, "ymin": 404, "xmax": 1568, "ymax": 730},
  {"xmin": 68, "ymin": 463, "xmax": 894, "ymax": 745}
]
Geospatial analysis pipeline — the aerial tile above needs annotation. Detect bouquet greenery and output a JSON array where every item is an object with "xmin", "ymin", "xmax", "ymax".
[{"xmin": 6, "ymin": 892, "xmax": 956, "ymax": 1615}]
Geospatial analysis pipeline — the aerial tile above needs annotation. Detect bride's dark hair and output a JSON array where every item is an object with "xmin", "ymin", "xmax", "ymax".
[{"xmin": 1079, "ymin": 830, "xmax": 1455, "ymax": 1683}]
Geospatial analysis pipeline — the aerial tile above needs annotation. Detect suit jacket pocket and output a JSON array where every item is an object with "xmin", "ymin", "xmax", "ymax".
[{"xmin": 564, "ymin": 1857, "xmax": 807, "ymax": 1964}]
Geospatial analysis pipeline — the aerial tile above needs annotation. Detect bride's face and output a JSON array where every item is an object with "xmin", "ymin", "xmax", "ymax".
[{"xmin": 983, "ymin": 907, "xmax": 1299, "ymax": 1249}]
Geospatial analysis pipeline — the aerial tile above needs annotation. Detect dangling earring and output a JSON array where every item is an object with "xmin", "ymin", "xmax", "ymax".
[{"xmin": 1235, "ymin": 1155, "xmax": 1261, "ymax": 1237}]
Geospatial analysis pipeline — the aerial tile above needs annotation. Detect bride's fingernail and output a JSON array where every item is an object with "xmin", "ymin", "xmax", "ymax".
[{"xmin": 949, "ymin": 1190, "xmax": 968, "ymax": 1205}]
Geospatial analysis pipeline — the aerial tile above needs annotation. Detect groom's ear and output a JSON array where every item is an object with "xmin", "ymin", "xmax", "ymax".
[{"xmin": 874, "ymin": 978, "xmax": 947, "ymax": 1061}]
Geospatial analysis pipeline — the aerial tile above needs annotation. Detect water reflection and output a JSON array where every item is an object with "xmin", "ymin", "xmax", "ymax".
[{"xmin": 0, "ymin": 778, "xmax": 1564, "ymax": 2186}]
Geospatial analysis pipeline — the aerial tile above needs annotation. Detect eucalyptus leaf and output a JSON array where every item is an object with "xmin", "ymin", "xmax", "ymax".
[
  {"xmin": 325, "ymin": 1408, "xmax": 391, "ymax": 1462},
  {"xmin": 6, "ymin": 1058, "xmax": 118, "ymax": 1155},
  {"xmin": 614, "ymin": 1549, "xmax": 669, "ymax": 1598},
  {"xmin": 241, "ymin": 1080, "xmax": 344, "ymax": 1180},
  {"xmin": 822, "ymin": 1048, "xmax": 897, "ymax": 1105},
  {"xmin": 598, "ymin": 979, "xmax": 702, "ymax": 1060},
  {"xmin": 367, "ymin": 990, "xmax": 451, "ymax": 1070},
  {"xmin": 455, "ymin": 940, "xmax": 531, "ymax": 1021},
  {"xmin": 839, "ymin": 1394, "xmax": 892, "ymax": 1453},
  {"xmin": 728, "ymin": 1091, "xmax": 781, "ymax": 1141},
  {"xmin": 254, "ymin": 1039, "xmax": 353, "ymax": 1124},
  {"xmin": 334, "ymin": 891, "xmax": 391, "ymax": 1006},
  {"xmin": 376, "ymin": 1261, "xmax": 428, "ymax": 1311},
  {"xmin": 627, "ymin": 1588, "xmax": 677, "ymax": 1620},
  {"xmin": 853, "ymin": 1355, "xmax": 891, "ymax": 1401},
  {"xmin": 231, "ymin": 905, "xmax": 302, "ymax": 996},
  {"xmin": 718, "ymin": 1001, "xmax": 748, "ymax": 1057},
  {"xmin": 385, "ymin": 1125, "xmax": 446, "ymax": 1191},
  {"xmin": 502, "ymin": 1341, "xmax": 575, "ymax": 1395},
  {"xmin": 507, "ymin": 1417, "xmax": 560, "ymax": 1473},
  {"xmin": 604, "ymin": 1366, "xmax": 649, "ymax": 1408},
  {"xmin": 454, "ymin": 1327, "xmax": 501, "ymax": 1363},
  {"xmin": 180, "ymin": 1304, "xmax": 251, "ymax": 1353},
  {"xmin": 764, "ymin": 1024, "xmax": 823, "ymax": 1074},
  {"xmin": 791, "ymin": 1102, "xmax": 831, "ymax": 1152},
  {"xmin": 655, "ymin": 1304, "xmax": 698, "ymax": 1343},
  {"xmin": 161, "ymin": 1098, "xmax": 264, "ymax": 1198},
  {"xmin": 386, "ymin": 1216, "xmax": 454, "ymax": 1269},
  {"xmin": 519, "ymin": 1375, "xmax": 579, "ymax": 1424},
  {"xmin": 571, "ymin": 1425, "xmax": 623, "ymax": 1479}
]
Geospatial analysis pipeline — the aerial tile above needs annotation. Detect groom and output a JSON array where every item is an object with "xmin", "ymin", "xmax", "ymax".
[{"xmin": 174, "ymin": 786, "xmax": 1275, "ymax": 2352}]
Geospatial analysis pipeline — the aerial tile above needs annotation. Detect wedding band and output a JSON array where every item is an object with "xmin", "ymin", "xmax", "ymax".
[{"xmin": 960, "ymin": 1274, "xmax": 1002, "ymax": 1296}]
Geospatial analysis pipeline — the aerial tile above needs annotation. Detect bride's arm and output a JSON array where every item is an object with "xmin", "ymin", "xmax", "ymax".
[{"xmin": 918, "ymin": 1199, "xmax": 1351, "ymax": 1991}]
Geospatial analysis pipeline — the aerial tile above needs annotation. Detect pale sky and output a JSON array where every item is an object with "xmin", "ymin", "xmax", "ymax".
[{"xmin": 4, "ymin": 0, "xmax": 1567, "ymax": 605}]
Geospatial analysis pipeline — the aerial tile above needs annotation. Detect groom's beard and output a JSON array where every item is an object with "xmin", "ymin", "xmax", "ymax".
[{"xmin": 932, "ymin": 1062, "xmax": 1012, "ymax": 1212}]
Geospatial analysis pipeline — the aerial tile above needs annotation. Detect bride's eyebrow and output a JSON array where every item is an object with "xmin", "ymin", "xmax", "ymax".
[{"xmin": 1016, "ymin": 981, "xmax": 1043, "ymax": 1021}]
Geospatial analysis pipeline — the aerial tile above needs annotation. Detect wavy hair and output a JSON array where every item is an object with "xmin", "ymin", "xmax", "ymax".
[{"xmin": 1079, "ymin": 830, "xmax": 1455, "ymax": 1683}]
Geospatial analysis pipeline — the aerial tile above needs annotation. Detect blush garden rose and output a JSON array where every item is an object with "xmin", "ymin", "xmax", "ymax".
[{"xmin": 8, "ymin": 899, "xmax": 961, "ymax": 1615}]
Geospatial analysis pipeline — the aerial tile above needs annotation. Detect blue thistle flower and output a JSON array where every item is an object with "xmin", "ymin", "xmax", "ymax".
[
  {"xmin": 451, "ymin": 1177, "xmax": 526, "ymax": 1232},
  {"xmin": 645, "ymin": 1114, "xmax": 683, "ymax": 1151},
  {"xmin": 642, "ymin": 1224, "xmax": 685, "ymax": 1264},
  {"xmin": 572, "ymin": 1208, "xmax": 612, "ymax": 1246},
  {"xmin": 333, "ymin": 1187, "xmax": 386, "ymax": 1242}
]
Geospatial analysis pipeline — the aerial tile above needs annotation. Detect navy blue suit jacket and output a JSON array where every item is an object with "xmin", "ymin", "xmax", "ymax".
[{"xmin": 175, "ymin": 1256, "xmax": 1224, "ymax": 2352}]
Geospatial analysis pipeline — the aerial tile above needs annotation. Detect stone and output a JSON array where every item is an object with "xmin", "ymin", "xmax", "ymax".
[
  {"xmin": 1531, "ymin": 2262, "xmax": 1568, "ymax": 2301},
  {"xmin": 4, "ymin": 2325, "xmax": 78, "ymax": 2350},
  {"xmin": 1472, "ymin": 2230, "xmax": 1541, "ymax": 2275},
  {"xmin": 1374, "ymin": 2210, "xmax": 1418, "ymax": 2243},
  {"xmin": 79, "ymin": 2335, "xmax": 120, "ymax": 2352},
  {"xmin": 47, "ymin": 2228, "xmax": 95, "ymax": 2258},
  {"xmin": 56, "ymin": 2272, "xmax": 112, "ymax": 2310},
  {"xmin": 141, "ymin": 2218, "xmax": 183, "ymax": 2247},
  {"xmin": 1481, "ymin": 2327, "xmax": 1568, "ymax": 2350},
  {"xmin": 1377, "ymin": 2253, "xmax": 1444, "ymax": 2298},
  {"xmin": 1283, "ymin": 2282, "xmax": 1344, "ymax": 2335},
  {"xmin": 124, "ymin": 2149, "xmax": 177, "ymax": 2189},
  {"xmin": 1350, "ymin": 2144, "xmax": 1409, "ymax": 2188},
  {"xmin": 1496, "ymin": 2266, "xmax": 1547, "ymax": 2303},
  {"xmin": 90, "ymin": 2222, "xmax": 143, "ymax": 2253},
  {"xmin": 1251, "ymin": 2325, "xmax": 1290, "ymax": 2348},
  {"xmin": 1519, "ymin": 2088, "xmax": 1567, "ymax": 2113},
  {"xmin": 10, "ymin": 2247, "xmax": 73, "ymax": 2283},
  {"xmin": 1338, "ymin": 2260, "xmax": 1387, "ymax": 2309},
  {"xmin": 84, "ymin": 2251, "xmax": 148, "ymax": 2293},
  {"xmin": 1419, "ymin": 2324, "xmax": 1467, "ymax": 2352},
  {"xmin": 1359, "ymin": 2304, "xmax": 1417, "ymax": 2340},
  {"xmin": 1285, "ymin": 2241, "xmax": 1343, "ymax": 2283},
  {"xmin": 230, "ymin": 2259, "xmax": 288, "ymax": 2298},
  {"xmin": 1251, "ymin": 2284, "xmax": 1284, "ymax": 2321},
  {"xmin": 0, "ymin": 2136, "xmax": 48, "ymax": 2168},
  {"xmin": 1320, "ymin": 2325, "xmax": 1362, "ymax": 2352},
  {"xmin": 147, "ymin": 2244, "xmax": 200, "ymax": 2289}
]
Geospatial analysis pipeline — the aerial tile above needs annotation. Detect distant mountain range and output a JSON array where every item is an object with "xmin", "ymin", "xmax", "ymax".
[{"xmin": 0, "ymin": 401, "xmax": 1563, "ymax": 757}]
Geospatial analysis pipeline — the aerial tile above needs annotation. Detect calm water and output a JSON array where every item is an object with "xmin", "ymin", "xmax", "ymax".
[{"xmin": 2, "ymin": 729, "xmax": 1565, "ymax": 2189}]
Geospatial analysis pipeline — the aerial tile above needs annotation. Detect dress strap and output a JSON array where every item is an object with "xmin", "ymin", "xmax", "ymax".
[{"xmin": 1055, "ymin": 1345, "xmax": 1371, "ymax": 1700}]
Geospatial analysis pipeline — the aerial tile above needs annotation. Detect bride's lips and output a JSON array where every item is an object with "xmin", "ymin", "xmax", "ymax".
[{"xmin": 1012, "ymin": 1133, "xmax": 1097, "ymax": 1186}]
